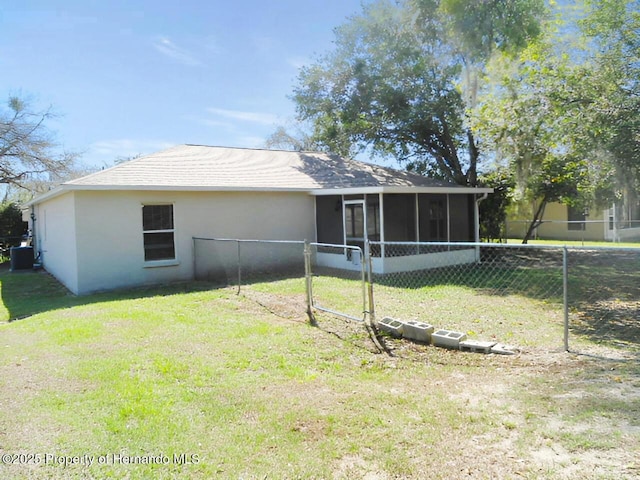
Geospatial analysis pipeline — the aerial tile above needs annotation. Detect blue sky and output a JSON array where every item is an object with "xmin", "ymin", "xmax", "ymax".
[{"xmin": 1, "ymin": 0, "xmax": 366, "ymax": 168}]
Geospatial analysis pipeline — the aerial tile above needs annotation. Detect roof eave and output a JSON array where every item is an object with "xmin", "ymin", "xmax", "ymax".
[
  {"xmin": 26, "ymin": 184, "xmax": 316, "ymax": 204},
  {"xmin": 24, "ymin": 185, "xmax": 67, "ymax": 207},
  {"xmin": 26, "ymin": 183, "xmax": 494, "ymax": 205},
  {"xmin": 311, "ymin": 186, "xmax": 494, "ymax": 196}
]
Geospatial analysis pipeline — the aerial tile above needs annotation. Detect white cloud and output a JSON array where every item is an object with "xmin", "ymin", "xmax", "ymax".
[
  {"xmin": 207, "ymin": 107, "xmax": 279, "ymax": 125},
  {"xmin": 152, "ymin": 37, "xmax": 202, "ymax": 67}
]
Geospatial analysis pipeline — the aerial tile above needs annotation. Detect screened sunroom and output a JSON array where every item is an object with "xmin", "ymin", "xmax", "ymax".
[{"xmin": 313, "ymin": 187, "xmax": 490, "ymax": 274}]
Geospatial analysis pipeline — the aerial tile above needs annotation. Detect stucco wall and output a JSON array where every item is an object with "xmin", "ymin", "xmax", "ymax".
[
  {"xmin": 535, "ymin": 203, "xmax": 606, "ymax": 241},
  {"xmin": 68, "ymin": 190, "xmax": 315, "ymax": 294},
  {"xmin": 35, "ymin": 191, "xmax": 79, "ymax": 293}
]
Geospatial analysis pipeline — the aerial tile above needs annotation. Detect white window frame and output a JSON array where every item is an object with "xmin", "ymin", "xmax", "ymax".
[{"xmin": 142, "ymin": 203, "xmax": 178, "ymax": 267}]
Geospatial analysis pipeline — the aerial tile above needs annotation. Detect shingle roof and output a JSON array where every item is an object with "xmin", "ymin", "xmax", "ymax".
[
  {"xmin": 66, "ymin": 144, "xmax": 460, "ymax": 191},
  {"xmin": 23, "ymin": 144, "xmax": 490, "ymax": 208}
]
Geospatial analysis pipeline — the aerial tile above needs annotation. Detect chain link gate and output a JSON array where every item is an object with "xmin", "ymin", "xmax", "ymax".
[{"xmin": 306, "ymin": 242, "xmax": 369, "ymax": 323}]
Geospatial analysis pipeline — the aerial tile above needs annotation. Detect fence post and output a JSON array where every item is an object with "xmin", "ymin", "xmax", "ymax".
[
  {"xmin": 365, "ymin": 240, "xmax": 375, "ymax": 326},
  {"xmin": 563, "ymin": 246, "xmax": 569, "ymax": 352},
  {"xmin": 192, "ymin": 237, "xmax": 197, "ymax": 281},
  {"xmin": 236, "ymin": 240, "xmax": 242, "ymax": 295},
  {"xmin": 303, "ymin": 240, "xmax": 316, "ymax": 325}
]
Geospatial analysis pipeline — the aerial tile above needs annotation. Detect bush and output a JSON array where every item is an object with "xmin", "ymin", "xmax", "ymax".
[
  {"xmin": 0, "ymin": 203, "xmax": 28, "ymax": 256},
  {"xmin": 479, "ymin": 170, "xmax": 514, "ymax": 242}
]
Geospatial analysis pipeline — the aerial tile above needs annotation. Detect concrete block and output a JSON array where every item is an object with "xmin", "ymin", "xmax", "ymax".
[
  {"xmin": 377, "ymin": 317, "xmax": 404, "ymax": 338},
  {"xmin": 432, "ymin": 329, "xmax": 467, "ymax": 349},
  {"xmin": 459, "ymin": 340, "xmax": 496, "ymax": 354},
  {"xmin": 402, "ymin": 320, "xmax": 434, "ymax": 343},
  {"xmin": 490, "ymin": 343, "xmax": 519, "ymax": 355}
]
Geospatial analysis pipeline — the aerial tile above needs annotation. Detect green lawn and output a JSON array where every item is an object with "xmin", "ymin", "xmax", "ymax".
[
  {"xmin": 1, "ymin": 269, "xmax": 639, "ymax": 479},
  {"xmin": 506, "ymin": 238, "xmax": 640, "ymax": 248}
]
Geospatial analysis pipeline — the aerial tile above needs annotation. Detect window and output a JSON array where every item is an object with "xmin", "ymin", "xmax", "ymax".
[
  {"xmin": 345, "ymin": 203, "xmax": 365, "ymax": 240},
  {"xmin": 567, "ymin": 205, "xmax": 586, "ymax": 231},
  {"xmin": 142, "ymin": 204, "xmax": 175, "ymax": 261},
  {"xmin": 418, "ymin": 194, "xmax": 447, "ymax": 241}
]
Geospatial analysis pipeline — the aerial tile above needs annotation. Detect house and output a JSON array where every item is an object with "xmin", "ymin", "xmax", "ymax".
[
  {"xmin": 26, "ymin": 145, "xmax": 492, "ymax": 294},
  {"xmin": 507, "ymin": 201, "xmax": 640, "ymax": 243}
]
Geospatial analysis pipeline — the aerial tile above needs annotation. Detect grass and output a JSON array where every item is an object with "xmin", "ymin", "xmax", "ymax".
[
  {"xmin": 505, "ymin": 238, "xmax": 640, "ymax": 248},
  {"xmin": 1, "ymin": 268, "xmax": 639, "ymax": 479}
]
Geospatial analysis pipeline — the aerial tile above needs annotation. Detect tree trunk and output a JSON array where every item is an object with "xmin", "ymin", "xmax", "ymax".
[
  {"xmin": 466, "ymin": 129, "xmax": 479, "ymax": 187},
  {"xmin": 522, "ymin": 198, "xmax": 548, "ymax": 244}
]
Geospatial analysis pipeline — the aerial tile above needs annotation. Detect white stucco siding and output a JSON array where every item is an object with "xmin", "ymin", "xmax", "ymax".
[
  {"xmin": 70, "ymin": 190, "xmax": 315, "ymax": 294},
  {"xmin": 188, "ymin": 191, "xmax": 315, "ymax": 240},
  {"xmin": 35, "ymin": 192, "xmax": 79, "ymax": 293}
]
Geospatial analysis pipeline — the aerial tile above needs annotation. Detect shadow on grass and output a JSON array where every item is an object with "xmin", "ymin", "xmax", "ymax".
[
  {"xmin": 570, "ymin": 301, "xmax": 640, "ymax": 355},
  {"xmin": 0, "ymin": 264, "xmax": 221, "ymax": 322},
  {"xmin": 566, "ymin": 251, "xmax": 640, "ymax": 351}
]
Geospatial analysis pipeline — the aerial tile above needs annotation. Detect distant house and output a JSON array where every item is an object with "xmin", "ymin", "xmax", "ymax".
[
  {"xmin": 26, "ymin": 145, "xmax": 492, "ymax": 294},
  {"xmin": 508, "ymin": 202, "xmax": 640, "ymax": 243}
]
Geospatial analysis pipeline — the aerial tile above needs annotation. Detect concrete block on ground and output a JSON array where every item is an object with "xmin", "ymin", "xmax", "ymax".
[
  {"xmin": 377, "ymin": 317, "xmax": 404, "ymax": 338},
  {"xmin": 402, "ymin": 320, "xmax": 434, "ymax": 343},
  {"xmin": 432, "ymin": 329, "xmax": 467, "ymax": 349},
  {"xmin": 490, "ymin": 343, "xmax": 519, "ymax": 355},
  {"xmin": 459, "ymin": 340, "xmax": 496, "ymax": 354}
]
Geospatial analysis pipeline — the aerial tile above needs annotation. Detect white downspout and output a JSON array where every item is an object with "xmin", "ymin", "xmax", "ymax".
[{"xmin": 474, "ymin": 192, "xmax": 489, "ymax": 262}]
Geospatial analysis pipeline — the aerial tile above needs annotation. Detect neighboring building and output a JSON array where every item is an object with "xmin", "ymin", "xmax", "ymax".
[
  {"xmin": 26, "ymin": 145, "xmax": 492, "ymax": 294},
  {"xmin": 507, "ymin": 201, "xmax": 640, "ymax": 242}
]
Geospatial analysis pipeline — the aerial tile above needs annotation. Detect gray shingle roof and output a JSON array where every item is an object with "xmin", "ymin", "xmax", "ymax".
[{"xmin": 66, "ymin": 144, "xmax": 460, "ymax": 191}]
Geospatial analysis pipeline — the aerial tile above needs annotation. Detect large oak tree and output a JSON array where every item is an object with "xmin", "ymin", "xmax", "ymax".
[{"xmin": 292, "ymin": 0, "xmax": 545, "ymax": 187}]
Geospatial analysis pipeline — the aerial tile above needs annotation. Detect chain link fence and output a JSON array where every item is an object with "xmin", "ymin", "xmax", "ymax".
[
  {"xmin": 566, "ymin": 247, "xmax": 640, "ymax": 355},
  {"xmin": 369, "ymin": 242, "xmax": 565, "ymax": 351},
  {"xmin": 193, "ymin": 237, "xmax": 305, "ymax": 289},
  {"xmin": 369, "ymin": 241, "xmax": 639, "ymax": 356},
  {"xmin": 192, "ymin": 238, "xmax": 368, "ymax": 324},
  {"xmin": 193, "ymin": 237, "xmax": 639, "ymax": 357}
]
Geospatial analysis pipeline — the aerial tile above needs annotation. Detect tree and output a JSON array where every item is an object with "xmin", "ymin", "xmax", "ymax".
[
  {"xmin": 473, "ymin": 0, "xmax": 640, "ymax": 241},
  {"xmin": 0, "ymin": 95, "xmax": 76, "ymax": 189},
  {"xmin": 292, "ymin": 0, "xmax": 545, "ymax": 186},
  {"xmin": 417, "ymin": 0, "xmax": 545, "ymax": 106},
  {"xmin": 264, "ymin": 125, "xmax": 321, "ymax": 152},
  {"xmin": 576, "ymin": 0, "xmax": 640, "ymax": 220},
  {"xmin": 0, "ymin": 202, "xmax": 27, "ymax": 250},
  {"xmin": 293, "ymin": 0, "xmax": 475, "ymax": 185},
  {"xmin": 478, "ymin": 169, "xmax": 514, "ymax": 242},
  {"xmin": 476, "ymin": 53, "xmax": 597, "ymax": 242},
  {"xmin": 521, "ymin": 156, "xmax": 591, "ymax": 243}
]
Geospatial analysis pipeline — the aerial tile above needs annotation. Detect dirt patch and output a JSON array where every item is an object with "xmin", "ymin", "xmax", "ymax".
[
  {"xmin": 241, "ymin": 288, "xmax": 310, "ymax": 322},
  {"xmin": 334, "ymin": 455, "xmax": 390, "ymax": 480}
]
